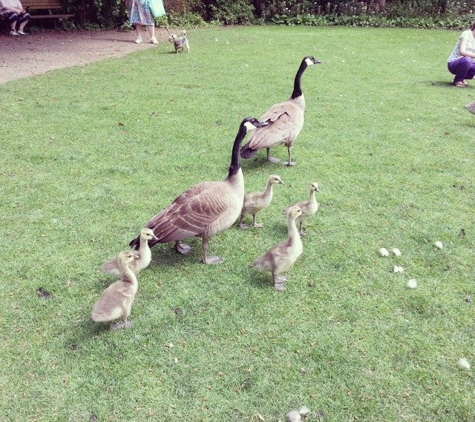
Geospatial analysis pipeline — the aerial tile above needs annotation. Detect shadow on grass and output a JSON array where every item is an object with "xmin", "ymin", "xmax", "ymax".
[
  {"xmin": 248, "ymin": 270, "xmax": 274, "ymax": 289},
  {"xmin": 428, "ymin": 80, "xmax": 473, "ymax": 89}
]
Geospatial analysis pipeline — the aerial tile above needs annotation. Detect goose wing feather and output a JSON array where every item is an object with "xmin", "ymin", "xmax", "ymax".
[
  {"xmin": 147, "ymin": 180, "xmax": 238, "ymax": 242},
  {"xmin": 245, "ymin": 103, "xmax": 304, "ymax": 150}
]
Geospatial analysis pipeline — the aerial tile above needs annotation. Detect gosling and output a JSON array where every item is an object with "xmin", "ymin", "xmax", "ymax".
[
  {"xmin": 91, "ymin": 250, "xmax": 139, "ymax": 330},
  {"xmin": 239, "ymin": 174, "xmax": 284, "ymax": 229},
  {"xmin": 251, "ymin": 205, "xmax": 304, "ymax": 291},
  {"xmin": 283, "ymin": 182, "xmax": 319, "ymax": 236},
  {"xmin": 102, "ymin": 228, "xmax": 158, "ymax": 277}
]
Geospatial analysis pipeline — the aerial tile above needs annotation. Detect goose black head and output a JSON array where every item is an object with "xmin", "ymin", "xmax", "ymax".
[
  {"xmin": 303, "ymin": 55, "xmax": 322, "ymax": 66},
  {"xmin": 242, "ymin": 117, "xmax": 268, "ymax": 132}
]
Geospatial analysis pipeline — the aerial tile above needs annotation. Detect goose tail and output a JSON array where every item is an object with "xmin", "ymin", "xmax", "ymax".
[
  {"xmin": 129, "ymin": 235, "xmax": 140, "ymax": 250},
  {"xmin": 240, "ymin": 143, "xmax": 258, "ymax": 159}
]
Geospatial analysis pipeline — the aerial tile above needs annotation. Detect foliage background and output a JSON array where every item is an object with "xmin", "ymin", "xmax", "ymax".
[{"xmin": 48, "ymin": 0, "xmax": 475, "ymax": 31}]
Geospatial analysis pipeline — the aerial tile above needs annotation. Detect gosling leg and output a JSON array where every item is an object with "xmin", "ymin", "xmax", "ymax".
[
  {"xmin": 273, "ymin": 274, "xmax": 287, "ymax": 291},
  {"xmin": 239, "ymin": 214, "xmax": 250, "ymax": 230},
  {"xmin": 252, "ymin": 214, "xmax": 264, "ymax": 228}
]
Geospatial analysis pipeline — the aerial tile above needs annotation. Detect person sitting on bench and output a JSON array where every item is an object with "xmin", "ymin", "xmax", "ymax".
[{"xmin": 0, "ymin": 0, "xmax": 30, "ymax": 36}]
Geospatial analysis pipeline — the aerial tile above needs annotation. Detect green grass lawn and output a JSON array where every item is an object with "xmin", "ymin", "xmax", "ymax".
[{"xmin": 1, "ymin": 26, "xmax": 474, "ymax": 421}]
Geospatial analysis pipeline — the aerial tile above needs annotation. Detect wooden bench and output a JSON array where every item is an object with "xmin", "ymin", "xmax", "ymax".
[{"xmin": 21, "ymin": 0, "xmax": 73, "ymax": 20}]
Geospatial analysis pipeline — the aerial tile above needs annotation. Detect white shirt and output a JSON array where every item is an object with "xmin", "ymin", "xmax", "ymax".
[{"xmin": 448, "ymin": 29, "xmax": 475, "ymax": 63}]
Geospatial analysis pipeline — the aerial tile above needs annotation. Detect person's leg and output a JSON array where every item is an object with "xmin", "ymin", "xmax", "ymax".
[
  {"xmin": 465, "ymin": 63, "xmax": 475, "ymax": 83},
  {"xmin": 134, "ymin": 24, "xmax": 143, "ymax": 43},
  {"xmin": 7, "ymin": 13, "xmax": 19, "ymax": 35},
  {"xmin": 448, "ymin": 56, "xmax": 472, "ymax": 85},
  {"xmin": 148, "ymin": 25, "xmax": 157, "ymax": 44},
  {"xmin": 17, "ymin": 13, "xmax": 30, "ymax": 34}
]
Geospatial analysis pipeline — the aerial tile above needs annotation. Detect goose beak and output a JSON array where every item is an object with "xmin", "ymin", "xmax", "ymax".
[
  {"xmin": 152, "ymin": 234, "xmax": 159, "ymax": 240},
  {"xmin": 133, "ymin": 254, "xmax": 140, "ymax": 260}
]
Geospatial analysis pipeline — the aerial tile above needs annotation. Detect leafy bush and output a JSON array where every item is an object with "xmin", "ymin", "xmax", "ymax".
[
  {"xmin": 155, "ymin": 11, "xmax": 208, "ymax": 28},
  {"xmin": 30, "ymin": 0, "xmax": 475, "ymax": 30},
  {"xmin": 271, "ymin": 11, "xmax": 474, "ymax": 30},
  {"xmin": 190, "ymin": 0, "xmax": 256, "ymax": 25}
]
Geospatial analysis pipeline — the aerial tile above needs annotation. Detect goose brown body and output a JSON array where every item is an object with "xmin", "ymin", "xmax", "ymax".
[
  {"xmin": 252, "ymin": 205, "xmax": 304, "ymax": 291},
  {"xmin": 240, "ymin": 56, "xmax": 321, "ymax": 166},
  {"xmin": 283, "ymin": 182, "xmax": 319, "ymax": 235},
  {"xmin": 91, "ymin": 250, "xmax": 139, "ymax": 329},
  {"xmin": 102, "ymin": 228, "xmax": 157, "ymax": 277},
  {"xmin": 239, "ymin": 174, "xmax": 284, "ymax": 229},
  {"xmin": 129, "ymin": 117, "xmax": 266, "ymax": 264}
]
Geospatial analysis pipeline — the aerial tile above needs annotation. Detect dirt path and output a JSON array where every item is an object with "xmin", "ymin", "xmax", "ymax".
[{"xmin": 0, "ymin": 29, "xmax": 170, "ymax": 84}]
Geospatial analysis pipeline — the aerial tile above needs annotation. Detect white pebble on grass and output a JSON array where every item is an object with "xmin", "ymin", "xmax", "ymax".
[
  {"xmin": 435, "ymin": 241, "xmax": 443, "ymax": 249},
  {"xmin": 286, "ymin": 410, "xmax": 302, "ymax": 422},
  {"xmin": 392, "ymin": 248, "xmax": 401, "ymax": 256},
  {"xmin": 393, "ymin": 265, "xmax": 405, "ymax": 273},
  {"xmin": 406, "ymin": 279, "xmax": 417, "ymax": 289},
  {"xmin": 379, "ymin": 248, "xmax": 389, "ymax": 257},
  {"xmin": 458, "ymin": 358, "xmax": 470, "ymax": 370}
]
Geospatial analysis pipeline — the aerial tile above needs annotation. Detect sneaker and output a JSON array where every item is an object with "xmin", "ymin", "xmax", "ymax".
[
  {"xmin": 17, "ymin": 30, "xmax": 25, "ymax": 35},
  {"xmin": 10, "ymin": 30, "xmax": 20, "ymax": 36},
  {"xmin": 150, "ymin": 36, "xmax": 158, "ymax": 44},
  {"xmin": 134, "ymin": 36, "xmax": 142, "ymax": 44}
]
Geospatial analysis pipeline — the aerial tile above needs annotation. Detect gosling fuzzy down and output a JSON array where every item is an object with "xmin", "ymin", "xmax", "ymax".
[
  {"xmin": 239, "ymin": 174, "xmax": 284, "ymax": 229},
  {"xmin": 251, "ymin": 205, "xmax": 304, "ymax": 291},
  {"xmin": 91, "ymin": 250, "xmax": 139, "ymax": 330},
  {"xmin": 465, "ymin": 101, "xmax": 475, "ymax": 114},
  {"xmin": 283, "ymin": 182, "xmax": 319, "ymax": 235},
  {"xmin": 169, "ymin": 30, "xmax": 190, "ymax": 53},
  {"xmin": 240, "ymin": 56, "xmax": 321, "ymax": 166},
  {"xmin": 129, "ymin": 117, "xmax": 267, "ymax": 264},
  {"xmin": 102, "ymin": 228, "xmax": 158, "ymax": 277}
]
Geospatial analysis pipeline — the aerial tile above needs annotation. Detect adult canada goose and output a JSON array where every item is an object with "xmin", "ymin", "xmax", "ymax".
[
  {"xmin": 465, "ymin": 101, "xmax": 475, "ymax": 114},
  {"xmin": 251, "ymin": 205, "xmax": 304, "ymax": 291},
  {"xmin": 129, "ymin": 117, "xmax": 267, "ymax": 264},
  {"xmin": 283, "ymin": 182, "xmax": 319, "ymax": 236},
  {"xmin": 239, "ymin": 174, "xmax": 284, "ymax": 229},
  {"xmin": 240, "ymin": 56, "xmax": 321, "ymax": 166},
  {"xmin": 102, "ymin": 228, "xmax": 158, "ymax": 277},
  {"xmin": 91, "ymin": 250, "xmax": 139, "ymax": 330}
]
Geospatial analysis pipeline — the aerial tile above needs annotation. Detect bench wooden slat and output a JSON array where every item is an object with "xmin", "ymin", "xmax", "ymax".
[
  {"xmin": 20, "ymin": 0, "xmax": 74, "ymax": 19},
  {"xmin": 29, "ymin": 13, "xmax": 73, "ymax": 18}
]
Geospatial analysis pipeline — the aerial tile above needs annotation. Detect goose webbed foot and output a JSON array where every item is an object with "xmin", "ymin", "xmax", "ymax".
[
  {"xmin": 299, "ymin": 230, "xmax": 307, "ymax": 236},
  {"xmin": 239, "ymin": 221, "xmax": 250, "ymax": 229},
  {"xmin": 175, "ymin": 241, "xmax": 192, "ymax": 255},
  {"xmin": 202, "ymin": 255, "xmax": 224, "ymax": 265},
  {"xmin": 283, "ymin": 161, "xmax": 296, "ymax": 167},
  {"xmin": 110, "ymin": 320, "xmax": 133, "ymax": 330},
  {"xmin": 267, "ymin": 156, "xmax": 281, "ymax": 164},
  {"xmin": 273, "ymin": 275, "xmax": 287, "ymax": 291}
]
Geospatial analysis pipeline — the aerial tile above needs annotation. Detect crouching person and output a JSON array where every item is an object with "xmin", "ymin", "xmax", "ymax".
[{"xmin": 0, "ymin": 0, "xmax": 31, "ymax": 36}]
